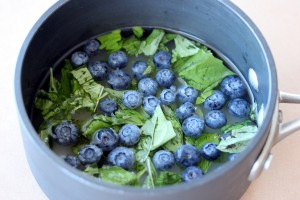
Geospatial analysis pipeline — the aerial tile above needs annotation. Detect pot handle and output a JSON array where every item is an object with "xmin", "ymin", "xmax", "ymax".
[{"xmin": 248, "ymin": 91, "xmax": 300, "ymax": 181}]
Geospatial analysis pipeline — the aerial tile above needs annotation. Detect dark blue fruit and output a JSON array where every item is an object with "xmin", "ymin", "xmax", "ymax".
[
  {"xmin": 143, "ymin": 95, "xmax": 160, "ymax": 116},
  {"xmin": 177, "ymin": 85, "xmax": 199, "ymax": 103},
  {"xmin": 152, "ymin": 150, "xmax": 175, "ymax": 170},
  {"xmin": 200, "ymin": 142, "xmax": 221, "ymax": 161},
  {"xmin": 205, "ymin": 110, "xmax": 227, "ymax": 129},
  {"xmin": 71, "ymin": 51, "xmax": 89, "ymax": 67},
  {"xmin": 220, "ymin": 75, "xmax": 246, "ymax": 99},
  {"xmin": 153, "ymin": 50, "xmax": 172, "ymax": 69},
  {"xmin": 107, "ymin": 69, "xmax": 131, "ymax": 90},
  {"xmin": 107, "ymin": 147, "xmax": 135, "ymax": 170},
  {"xmin": 92, "ymin": 128, "xmax": 119, "ymax": 151},
  {"xmin": 132, "ymin": 61, "xmax": 148, "ymax": 80},
  {"xmin": 51, "ymin": 121, "xmax": 79, "ymax": 146},
  {"xmin": 122, "ymin": 90, "xmax": 143, "ymax": 109},
  {"xmin": 228, "ymin": 98, "xmax": 250, "ymax": 117},
  {"xmin": 138, "ymin": 78, "xmax": 158, "ymax": 96},
  {"xmin": 155, "ymin": 69, "xmax": 176, "ymax": 88},
  {"xmin": 175, "ymin": 102, "xmax": 195, "ymax": 121},
  {"xmin": 175, "ymin": 144, "xmax": 201, "ymax": 167},
  {"xmin": 182, "ymin": 116, "xmax": 205, "ymax": 138},
  {"xmin": 78, "ymin": 144, "xmax": 103, "ymax": 165},
  {"xmin": 99, "ymin": 98, "xmax": 118, "ymax": 115},
  {"xmin": 87, "ymin": 61, "xmax": 108, "ymax": 81},
  {"xmin": 160, "ymin": 89, "xmax": 176, "ymax": 105},
  {"xmin": 64, "ymin": 155, "xmax": 81, "ymax": 168},
  {"xmin": 181, "ymin": 166, "xmax": 204, "ymax": 182},
  {"xmin": 204, "ymin": 90, "xmax": 226, "ymax": 110},
  {"xmin": 108, "ymin": 51, "xmax": 128, "ymax": 69},
  {"xmin": 119, "ymin": 124, "xmax": 141, "ymax": 146},
  {"xmin": 83, "ymin": 39, "xmax": 100, "ymax": 56}
]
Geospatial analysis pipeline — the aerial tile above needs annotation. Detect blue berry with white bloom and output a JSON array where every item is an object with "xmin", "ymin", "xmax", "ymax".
[
  {"xmin": 83, "ymin": 39, "xmax": 100, "ymax": 56},
  {"xmin": 71, "ymin": 51, "xmax": 88, "ymax": 67},
  {"xmin": 138, "ymin": 78, "xmax": 158, "ymax": 96},
  {"xmin": 228, "ymin": 98, "xmax": 250, "ymax": 117},
  {"xmin": 122, "ymin": 90, "xmax": 142, "ymax": 109},
  {"xmin": 200, "ymin": 142, "xmax": 220, "ymax": 161},
  {"xmin": 175, "ymin": 102, "xmax": 195, "ymax": 121},
  {"xmin": 108, "ymin": 51, "xmax": 128, "ymax": 69},
  {"xmin": 92, "ymin": 128, "xmax": 119, "ymax": 151},
  {"xmin": 160, "ymin": 89, "xmax": 176, "ymax": 105},
  {"xmin": 152, "ymin": 150, "xmax": 175, "ymax": 170},
  {"xmin": 119, "ymin": 124, "xmax": 141, "ymax": 146},
  {"xmin": 182, "ymin": 115, "xmax": 205, "ymax": 138},
  {"xmin": 78, "ymin": 144, "xmax": 103, "ymax": 165},
  {"xmin": 177, "ymin": 85, "xmax": 199, "ymax": 103},
  {"xmin": 143, "ymin": 95, "xmax": 160, "ymax": 116},
  {"xmin": 64, "ymin": 155, "xmax": 81, "ymax": 168},
  {"xmin": 205, "ymin": 110, "xmax": 227, "ymax": 129},
  {"xmin": 155, "ymin": 69, "xmax": 176, "ymax": 88},
  {"xmin": 107, "ymin": 69, "xmax": 131, "ymax": 90},
  {"xmin": 51, "ymin": 121, "xmax": 79, "ymax": 146},
  {"xmin": 99, "ymin": 98, "xmax": 118, "ymax": 115},
  {"xmin": 181, "ymin": 166, "xmax": 204, "ymax": 182},
  {"xmin": 175, "ymin": 144, "xmax": 201, "ymax": 167},
  {"xmin": 132, "ymin": 61, "xmax": 148, "ymax": 80},
  {"xmin": 107, "ymin": 147, "xmax": 135, "ymax": 170},
  {"xmin": 153, "ymin": 50, "xmax": 172, "ymax": 69},
  {"xmin": 87, "ymin": 61, "xmax": 108, "ymax": 81},
  {"xmin": 204, "ymin": 90, "xmax": 226, "ymax": 110},
  {"xmin": 220, "ymin": 75, "xmax": 246, "ymax": 99}
]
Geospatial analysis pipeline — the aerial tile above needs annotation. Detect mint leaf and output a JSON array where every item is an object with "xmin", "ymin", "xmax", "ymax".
[
  {"xmin": 132, "ymin": 26, "xmax": 144, "ymax": 38},
  {"xmin": 81, "ymin": 117, "xmax": 111, "ymax": 139},
  {"xmin": 172, "ymin": 35, "xmax": 200, "ymax": 63},
  {"xmin": 58, "ymin": 60, "xmax": 73, "ymax": 97},
  {"xmin": 99, "ymin": 166, "xmax": 138, "ymax": 186},
  {"xmin": 97, "ymin": 30, "xmax": 123, "ymax": 53},
  {"xmin": 196, "ymin": 88, "xmax": 215, "ymax": 105},
  {"xmin": 83, "ymin": 163, "xmax": 100, "ymax": 177},
  {"xmin": 155, "ymin": 172, "xmax": 181, "ymax": 186},
  {"xmin": 250, "ymin": 101, "xmax": 257, "ymax": 122},
  {"xmin": 123, "ymin": 35, "xmax": 142, "ymax": 56},
  {"xmin": 221, "ymin": 120, "xmax": 253, "ymax": 133},
  {"xmin": 193, "ymin": 133, "xmax": 219, "ymax": 149},
  {"xmin": 139, "ymin": 29, "xmax": 165, "ymax": 56},
  {"xmin": 143, "ymin": 157, "xmax": 157, "ymax": 189}
]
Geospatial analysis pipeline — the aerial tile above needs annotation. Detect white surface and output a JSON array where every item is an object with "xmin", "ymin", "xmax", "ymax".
[{"xmin": 1, "ymin": 0, "xmax": 300, "ymax": 199}]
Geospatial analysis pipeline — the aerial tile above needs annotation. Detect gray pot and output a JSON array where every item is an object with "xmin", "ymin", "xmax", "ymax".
[{"xmin": 14, "ymin": 0, "xmax": 300, "ymax": 199}]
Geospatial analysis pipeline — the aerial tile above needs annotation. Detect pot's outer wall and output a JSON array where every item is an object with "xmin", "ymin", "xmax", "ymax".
[{"xmin": 16, "ymin": 0, "xmax": 277, "ymax": 200}]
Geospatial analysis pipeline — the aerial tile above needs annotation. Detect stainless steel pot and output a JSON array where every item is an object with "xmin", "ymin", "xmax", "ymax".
[{"xmin": 14, "ymin": 0, "xmax": 300, "ymax": 199}]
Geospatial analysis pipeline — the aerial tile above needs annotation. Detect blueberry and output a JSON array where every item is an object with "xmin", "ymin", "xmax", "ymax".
[
  {"xmin": 138, "ymin": 78, "xmax": 158, "ymax": 96},
  {"xmin": 71, "ymin": 51, "xmax": 88, "ymax": 67},
  {"xmin": 108, "ymin": 51, "xmax": 128, "ymax": 69},
  {"xmin": 153, "ymin": 50, "xmax": 172, "ymax": 69},
  {"xmin": 170, "ymin": 85, "xmax": 177, "ymax": 92},
  {"xmin": 87, "ymin": 61, "xmax": 108, "ymax": 81},
  {"xmin": 83, "ymin": 39, "xmax": 100, "ymax": 56},
  {"xmin": 64, "ymin": 155, "xmax": 81, "ymax": 168},
  {"xmin": 160, "ymin": 89, "xmax": 176, "ymax": 105},
  {"xmin": 107, "ymin": 147, "xmax": 135, "ymax": 170},
  {"xmin": 228, "ymin": 98, "xmax": 250, "ymax": 117},
  {"xmin": 220, "ymin": 132, "xmax": 232, "ymax": 140},
  {"xmin": 205, "ymin": 110, "xmax": 227, "ymax": 129},
  {"xmin": 92, "ymin": 128, "xmax": 119, "ymax": 151},
  {"xmin": 107, "ymin": 69, "xmax": 131, "ymax": 90},
  {"xmin": 119, "ymin": 124, "xmax": 141, "ymax": 146},
  {"xmin": 122, "ymin": 90, "xmax": 143, "ymax": 109},
  {"xmin": 155, "ymin": 69, "xmax": 176, "ymax": 88},
  {"xmin": 51, "ymin": 121, "xmax": 79, "ymax": 146},
  {"xmin": 182, "ymin": 116, "xmax": 205, "ymax": 138},
  {"xmin": 78, "ymin": 144, "xmax": 103, "ymax": 165},
  {"xmin": 181, "ymin": 166, "xmax": 204, "ymax": 182},
  {"xmin": 99, "ymin": 98, "xmax": 118, "ymax": 115},
  {"xmin": 177, "ymin": 85, "xmax": 199, "ymax": 103},
  {"xmin": 220, "ymin": 75, "xmax": 246, "ymax": 99},
  {"xmin": 175, "ymin": 102, "xmax": 195, "ymax": 121},
  {"xmin": 132, "ymin": 61, "xmax": 148, "ymax": 80},
  {"xmin": 200, "ymin": 142, "xmax": 220, "ymax": 161},
  {"xmin": 175, "ymin": 144, "xmax": 201, "ymax": 167},
  {"xmin": 143, "ymin": 95, "xmax": 160, "ymax": 116},
  {"xmin": 204, "ymin": 90, "xmax": 226, "ymax": 110},
  {"xmin": 152, "ymin": 150, "xmax": 175, "ymax": 170}
]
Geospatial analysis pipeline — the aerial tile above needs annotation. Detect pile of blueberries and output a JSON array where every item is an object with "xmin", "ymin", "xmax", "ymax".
[{"xmin": 51, "ymin": 38, "xmax": 250, "ymax": 183}]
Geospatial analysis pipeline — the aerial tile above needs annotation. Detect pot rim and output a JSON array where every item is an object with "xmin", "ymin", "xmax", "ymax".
[{"xmin": 14, "ymin": 0, "xmax": 278, "ymax": 195}]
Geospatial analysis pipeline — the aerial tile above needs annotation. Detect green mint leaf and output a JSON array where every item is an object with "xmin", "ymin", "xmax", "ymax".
[
  {"xmin": 97, "ymin": 30, "xmax": 123, "ymax": 53},
  {"xmin": 250, "ymin": 101, "xmax": 257, "ymax": 122},
  {"xmin": 49, "ymin": 67, "xmax": 59, "ymax": 93},
  {"xmin": 143, "ymin": 157, "xmax": 157, "ymax": 189},
  {"xmin": 220, "ymin": 120, "xmax": 253, "ymax": 133},
  {"xmin": 198, "ymin": 159, "xmax": 212, "ymax": 174},
  {"xmin": 193, "ymin": 133, "xmax": 220, "ymax": 149},
  {"xmin": 123, "ymin": 35, "xmax": 142, "ymax": 56},
  {"xmin": 58, "ymin": 60, "xmax": 73, "ymax": 97},
  {"xmin": 81, "ymin": 117, "xmax": 111, "ymax": 139},
  {"xmin": 132, "ymin": 26, "xmax": 144, "ymax": 38},
  {"xmin": 161, "ymin": 33, "xmax": 177, "ymax": 44},
  {"xmin": 196, "ymin": 88, "xmax": 215, "ymax": 105},
  {"xmin": 99, "ymin": 166, "xmax": 138, "ymax": 186},
  {"xmin": 84, "ymin": 163, "xmax": 100, "ymax": 177},
  {"xmin": 139, "ymin": 29, "xmax": 165, "ymax": 56},
  {"xmin": 154, "ymin": 172, "xmax": 181, "ymax": 186}
]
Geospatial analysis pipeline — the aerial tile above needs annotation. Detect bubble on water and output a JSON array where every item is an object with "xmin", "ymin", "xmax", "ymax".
[
  {"xmin": 248, "ymin": 68, "xmax": 259, "ymax": 92},
  {"xmin": 257, "ymin": 104, "xmax": 264, "ymax": 127}
]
